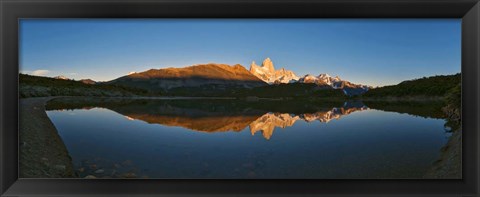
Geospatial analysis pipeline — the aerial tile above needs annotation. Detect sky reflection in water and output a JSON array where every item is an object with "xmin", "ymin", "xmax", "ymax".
[{"xmin": 46, "ymin": 98, "xmax": 449, "ymax": 179}]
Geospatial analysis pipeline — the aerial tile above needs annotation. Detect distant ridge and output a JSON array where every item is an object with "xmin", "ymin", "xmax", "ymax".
[
  {"xmin": 79, "ymin": 79, "xmax": 96, "ymax": 85},
  {"xmin": 108, "ymin": 63, "xmax": 267, "ymax": 92},
  {"xmin": 298, "ymin": 73, "xmax": 370, "ymax": 96}
]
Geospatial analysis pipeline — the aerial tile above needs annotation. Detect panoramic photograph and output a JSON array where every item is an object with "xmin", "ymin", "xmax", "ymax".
[{"xmin": 19, "ymin": 19, "xmax": 461, "ymax": 179}]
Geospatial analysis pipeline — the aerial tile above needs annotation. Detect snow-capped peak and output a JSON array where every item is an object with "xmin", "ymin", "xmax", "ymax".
[
  {"xmin": 248, "ymin": 58, "xmax": 370, "ymax": 96},
  {"xmin": 54, "ymin": 75, "xmax": 69, "ymax": 80},
  {"xmin": 317, "ymin": 73, "xmax": 331, "ymax": 79},
  {"xmin": 249, "ymin": 58, "xmax": 299, "ymax": 84}
]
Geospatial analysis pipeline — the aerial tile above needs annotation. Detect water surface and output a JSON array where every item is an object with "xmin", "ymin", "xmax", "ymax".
[{"xmin": 46, "ymin": 98, "xmax": 450, "ymax": 179}]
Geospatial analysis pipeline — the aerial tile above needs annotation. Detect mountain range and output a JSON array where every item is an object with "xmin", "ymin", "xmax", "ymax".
[
  {"xmin": 104, "ymin": 58, "xmax": 370, "ymax": 96},
  {"xmin": 249, "ymin": 58, "xmax": 370, "ymax": 95}
]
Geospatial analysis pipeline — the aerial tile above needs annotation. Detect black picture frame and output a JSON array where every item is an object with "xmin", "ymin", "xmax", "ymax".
[{"xmin": 1, "ymin": 0, "xmax": 479, "ymax": 196}]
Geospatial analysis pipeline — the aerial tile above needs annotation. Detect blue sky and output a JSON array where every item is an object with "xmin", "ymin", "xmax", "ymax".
[{"xmin": 20, "ymin": 19, "xmax": 461, "ymax": 87}]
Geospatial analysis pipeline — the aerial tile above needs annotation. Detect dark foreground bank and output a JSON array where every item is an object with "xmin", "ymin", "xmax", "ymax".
[
  {"xmin": 424, "ymin": 129, "xmax": 462, "ymax": 179},
  {"xmin": 19, "ymin": 97, "xmax": 76, "ymax": 178}
]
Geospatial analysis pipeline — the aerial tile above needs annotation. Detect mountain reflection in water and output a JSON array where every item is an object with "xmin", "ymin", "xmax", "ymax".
[
  {"xmin": 249, "ymin": 106, "xmax": 368, "ymax": 140},
  {"xmin": 46, "ymin": 98, "xmax": 368, "ymax": 140},
  {"xmin": 45, "ymin": 97, "xmax": 450, "ymax": 179}
]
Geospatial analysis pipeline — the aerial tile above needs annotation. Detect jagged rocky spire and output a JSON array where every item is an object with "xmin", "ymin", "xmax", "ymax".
[{"xmin": 249, "ymin": 58, "xmax": 299, "ymax": 84}]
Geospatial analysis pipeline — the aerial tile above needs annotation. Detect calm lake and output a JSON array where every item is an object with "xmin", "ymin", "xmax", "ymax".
[{"xmin": 45, "ymin": 98, "xmax": 451, "ymax": 179}]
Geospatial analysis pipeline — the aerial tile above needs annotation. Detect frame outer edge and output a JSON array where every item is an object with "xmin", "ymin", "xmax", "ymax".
[
  {"xmin": 470, "ymin": 2, "xmax": 480, "ymax": 195},
  {"xmin": 463, "ymin": 1, "xmax": 480, "ymax": 195},
  {"xmin": 476, "ymin": 2, "xmax": 480, "ymax": 195},
  {"xmin": 1, "ymin": 0, "xmax": 480, "ymax": 196},
  {"xmin": 1, "ymin": 0, "xmax": 18, "ymax": 196},
  {"xmin": 0, "ymin": 0, "xmax": 5, "ymax": 195},
  {"xmin": 477, "ymin": 2, "xmax": 480, "ymax": 195}
]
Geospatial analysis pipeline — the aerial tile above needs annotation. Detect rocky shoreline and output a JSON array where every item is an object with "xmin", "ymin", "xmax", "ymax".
[
  {"xmin": 19, "ymin": 97, "xmax": 76, "ymax": 178},
  {"xmin": 424, "ymin": 128, "xmax": 462, "ymax": 179}
]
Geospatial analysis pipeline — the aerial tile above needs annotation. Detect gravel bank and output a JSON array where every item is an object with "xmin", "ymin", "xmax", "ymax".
[
  {"xmin": 424, "ymin": 129, "xmax": 462, "ymax": 179},
  {"xmin": 19, "ymin": 97, "xmax": 76, "ymax": 178}
]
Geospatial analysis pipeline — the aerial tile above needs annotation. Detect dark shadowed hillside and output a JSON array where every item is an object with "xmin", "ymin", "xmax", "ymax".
[
  {"xmin": 20, "ymin": 74, "xmax": 147, "ymax": 98},
  {"xmin": 363, "ymin": 74, "xmax": 460, "ymax": 98},
  {"xmin": 233, "ymin": 83, "xmax": 347, "ymax": 98},
  {"xmin": 161, "ymin": 83, "xmax": 348, "ymax": 98}
]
